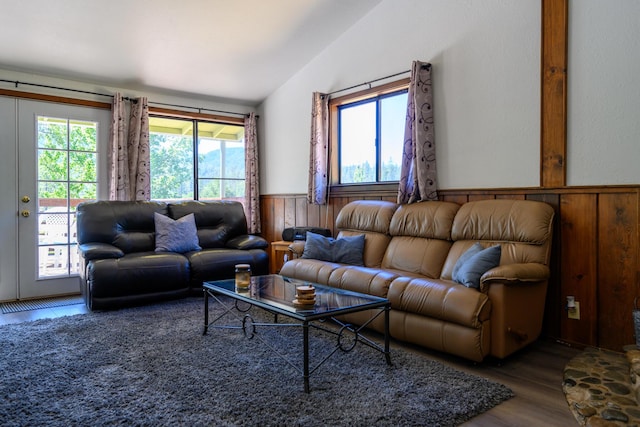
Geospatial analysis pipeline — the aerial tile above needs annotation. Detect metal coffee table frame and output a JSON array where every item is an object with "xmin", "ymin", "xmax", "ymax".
[{"xmin": 202, "ymin": 275, "xmax": 392, "ymax": 393}]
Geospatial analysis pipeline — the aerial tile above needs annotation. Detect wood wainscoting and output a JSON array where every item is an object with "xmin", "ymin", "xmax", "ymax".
[{"xmin": 260, "ymin": 185, "xmax": 640, "ymax": 353}]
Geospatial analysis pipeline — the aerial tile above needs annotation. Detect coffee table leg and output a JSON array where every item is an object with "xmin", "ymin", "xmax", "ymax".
[
  {"xmin": 384, "ymin": 304, "xmax": 392, "ymax": 365},
  {"xmin": 303, "ymin": 321, "xmax": 310, "ymax": 393},
  {"xmin": 203, "ymin": 288, "xmax": 209, "ymax": 335}
]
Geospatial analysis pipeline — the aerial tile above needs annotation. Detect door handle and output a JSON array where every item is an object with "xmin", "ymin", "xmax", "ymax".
[
  {"xmin": 21, "ymin": 210, "xmax": 30, "ymax": 218},
  {"xmin": 21, "ymin": 195, "xmax": 30, "ymax": 203}
]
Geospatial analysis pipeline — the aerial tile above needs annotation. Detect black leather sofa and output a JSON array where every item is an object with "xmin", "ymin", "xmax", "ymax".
[{"xmin": 76, "ymin": 200, "xmax": 269, "ymax": 310}]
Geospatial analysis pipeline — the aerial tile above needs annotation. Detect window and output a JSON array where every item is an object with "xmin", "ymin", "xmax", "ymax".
[
  {"xmin": 331, "ymin": 80, "xmax": 409, "ymax": 185},
  {"xmin": 37, "ymin": 116, "xmax": 98, "ymax": 277},
  {"xmin": 148, "ymin": 117, "xmax": 245, "ymax": 202}
]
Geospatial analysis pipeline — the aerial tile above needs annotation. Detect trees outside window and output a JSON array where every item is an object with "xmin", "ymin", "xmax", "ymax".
[
  {"xmin": 148, "ymin": 117, "xmax": 245, "ymax": 202},
  {"xmin": 333, "ymin": 84, "xmax": 408, "ymax": 185}
]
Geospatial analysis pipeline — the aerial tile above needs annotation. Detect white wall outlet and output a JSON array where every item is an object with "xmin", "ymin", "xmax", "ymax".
[{"xmin": 568, "ymin": 301, "xmax": 580, "ymax": 320}]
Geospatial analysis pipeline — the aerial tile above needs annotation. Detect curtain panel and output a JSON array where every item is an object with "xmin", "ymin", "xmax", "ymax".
[
  {"xmin": 108, "ymin": 93, "xmax": 128, "ymax": 200},
  {"xmin": 127, "ymin": 97, "xmax": 150, "ymax": 200},
  {"xmin": 307, "ymin": 92, "xmax": 329, "ymax": 205},
  {"xmin": 108, "ymin": 94, "xmax": 150, "ymax": 201},
  {"xmin": 397, "ymin": 61, "xmax": 438, "ymax": 204},
  {"xmin": 244, "ymin": 112, "xmax": 261, "ymax": 234}
]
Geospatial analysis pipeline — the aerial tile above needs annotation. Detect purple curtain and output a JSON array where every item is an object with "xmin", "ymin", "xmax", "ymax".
[
  {"xmin": 244, "ymin": 112, "xmax": 261, "ymax": 234},
  {"xmin": 108, "ymin": 94, "xmax": 150, "ymax": 201},
  {"xmin": 307, "ymin": 92, "xmax": 329, "ymax": 205},
  {"xmin": 397, "ymin": 61, "xmax": 438, "ymax": 204}
]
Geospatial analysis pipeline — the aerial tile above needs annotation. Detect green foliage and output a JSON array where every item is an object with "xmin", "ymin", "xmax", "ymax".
[
  {"xmin": 341, "ymin": 158, "xmax": 400, "ymax": 184},
  {"xmin": 150, "ymin": 133, "xmax": 245, "ymax": 200},
  {"xmin": 37, "ymin": 119, "xmax": 98, "ymax": 201},
  {"xmin": 149, "ymin": 133, "xmax": 194, "ymax": 199}
]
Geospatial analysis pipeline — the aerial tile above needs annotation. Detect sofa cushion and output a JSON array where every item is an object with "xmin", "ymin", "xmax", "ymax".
[
  {"xmin": 389, "ymin": 201, "xmax": 460, "ymax": 240},
  {"xmin": 87, "ymin": 252, "xmax": 191, "ymax": 297},
  {"xmin": 186, "ymin": 248, "xmax": 270, "ymax": 284},
  {"xmin": 453, "ymin": 244, "xmax": 501, "ymax": 289},
  {"xmin": 280, "ymin": 258, "xmax": 342, "ymax": 285},
  {"xmin": 76, "ymin": 200, "xmax": 167, "ymax": 253},
  {"xmin": 154, "ymin": 212, "xmax": 202, "ymax": 253},
  {"xmin": 382, "ymin": 237, "xmax": 452, "ymax": 278},
  {"xmin": 168, "ymin": 200, "xmax": 248, "ymax": 249},
  {"xmin": 451, "ymin": 199, "xmax": 555, "ymax": 265},
  {"xmin": 382, "ymin": 201, "xmax": 459, "ymax": 278},
  {"xmin": 335, "ymin": 200, "xmax": 398, "ymax": 268},
  {"xmin": 388, "ymin": 277, "xmax": 491, "ymax": 329},
  {"xmin": 327, "ymin": 266, "xmax": 400, "ymax": 298},
  {"xmin": 301, "ymin": 232, "xmax": 365, "ymax": 266}
]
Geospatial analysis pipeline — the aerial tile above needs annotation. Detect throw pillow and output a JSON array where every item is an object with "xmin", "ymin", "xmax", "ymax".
[
  {"xmin": 453, "ymin": 244, "xmax": 502, "ymax": 289},
  {"xmin": 451, "ymin": 242, "xmax": 484, "ymax": 280},
  {"xmin": 301, "ymin": 232, "xmax": 365, "ymax": 266},
  {"xmin": 154, "ymin": 212, "xmax": 202, "ymax": 253}
]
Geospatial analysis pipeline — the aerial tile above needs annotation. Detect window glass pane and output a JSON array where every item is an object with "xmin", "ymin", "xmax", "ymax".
[
  {"xmin": 380, "ymin": 92, "xmax": 407, "ymax": 181},
  {"xmin": 69, "ymin": 120, "xmax": 97, "ymax": 151},
  {"xmin": 198, "ymin": 139, "xmax": 221, "ymax": 179},
  {"xmin": 38, "ymin": 182, "xmax": 68, "ymax": 206},
  {"xmin": 339, "ymin": 101, "xmax": 376, "ymax": 184},
  {"xmin": 149, "ymin": 118, "xmax": 194, "ymax": 200},
  {"xmin": 197, "ymin": 122, "xmax": 245, "ymax": 199},
  {"xmin": 70, "ymin": 182, "xmax": 97, "ymax": 205},
  {"xmin": 198, "ymin": 178, "xmax": 220, "ymax": 199},
  {"xmin": 223, "ymin": 178, "xmax": 244, "ymax": 199},
  {"xmin": 149, "ymin": 117, "xmax": 245, "ymax": 202},
  {"xmin": 37, "ymin": 118, "xmax": 67, "ymax": 149},
  {"xmin": 38, "ymin": 212, "xmax": 69, "ymax": 245},
  {"xmin": 69, "ymin": 151, "xmax": 96, "ymax": 182},
  {"xmin": 38, "ymin": 149, "xmax": 68, "ymax": 181}
]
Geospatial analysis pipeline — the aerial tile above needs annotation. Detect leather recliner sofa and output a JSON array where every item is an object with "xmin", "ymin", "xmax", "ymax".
[
  {"xmin": 76, "ymin": 200, "xmax": 269, "ymax": 310},
  {"xmin": 280, "ymin": 199, "xmax": 555, "ymax": 362}
]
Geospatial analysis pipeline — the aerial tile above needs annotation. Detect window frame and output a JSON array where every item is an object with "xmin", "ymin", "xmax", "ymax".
[
  {"xmin": 148, "ymin": 108, "xmax": 246, "ymax": 202},
  {"xmin": 329, "ymin": 78, "xmax": 410, "ymax": 188}
]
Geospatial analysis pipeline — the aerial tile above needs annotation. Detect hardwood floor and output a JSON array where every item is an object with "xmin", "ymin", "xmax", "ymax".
[
  {"xmin": 0, "ymin": 298, "xmax": 581, "ymax": 426},
  {"xmin": 402, "ymin": 339, "xmax": 581, "ymax": 426}
]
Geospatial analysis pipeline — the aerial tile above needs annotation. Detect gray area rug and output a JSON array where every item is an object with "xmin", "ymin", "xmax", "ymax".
[{"xmin": 0, "ymin": 297, "xmax": 513, "ymax": 426}]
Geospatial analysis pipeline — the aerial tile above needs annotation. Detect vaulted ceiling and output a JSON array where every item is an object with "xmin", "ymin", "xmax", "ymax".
[{"xmin": 0, "ymin": 0, "xmax": 382, "ymax": 105}]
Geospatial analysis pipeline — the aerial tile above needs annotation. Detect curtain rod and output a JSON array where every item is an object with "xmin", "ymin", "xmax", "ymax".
[
  {"xmin": 326, "ymin": 69, "xmax": 411, "ymax": 96},
  {"xmin": 0, "ymin": 78, "xmax": 252, "ymax": 118}
]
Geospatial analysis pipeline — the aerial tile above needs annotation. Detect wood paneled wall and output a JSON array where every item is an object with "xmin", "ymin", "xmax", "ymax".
[{"xmin": 260, "ymin": 185, "xmax": 640, "ymax": 352}]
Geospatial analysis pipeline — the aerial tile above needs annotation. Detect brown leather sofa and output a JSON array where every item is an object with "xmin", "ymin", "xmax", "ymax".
[{"xmin": 280, "ymin": 199, "xmax": 555, "ymax": 362}]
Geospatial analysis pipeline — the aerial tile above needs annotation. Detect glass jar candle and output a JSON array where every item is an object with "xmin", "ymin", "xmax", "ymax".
[{"xmin": 235, "ymin": 264, "xmax": 251, "ymax": 291}]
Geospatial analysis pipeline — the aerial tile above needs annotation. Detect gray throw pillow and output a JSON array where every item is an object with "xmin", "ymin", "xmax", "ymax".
[
  {"xmin": 154, "ymin": 212, "xmax": 202, "ymax": 253},
  {"xmin": 452, "ymin": 242, "xmax": 484, "ymax": 280},
  {"xmin": 301, "ymin": 232, "xmax": 365, "ymax": 266},
  {"xmin": 453, "ymin": 244, "xmax": 501, "ymax": 289}
]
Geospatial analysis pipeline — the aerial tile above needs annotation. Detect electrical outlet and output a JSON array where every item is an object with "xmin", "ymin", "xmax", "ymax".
[{"xmin": 568, "ymin": 301, "xmax": 580, "ymax": 320}]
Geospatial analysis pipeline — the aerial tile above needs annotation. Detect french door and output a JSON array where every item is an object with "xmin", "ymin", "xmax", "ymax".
[{"xmin": 13, "ymin": 100, "xmax": 109, "ymax": 300}]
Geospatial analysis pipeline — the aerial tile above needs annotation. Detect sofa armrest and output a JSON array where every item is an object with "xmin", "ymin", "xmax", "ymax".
[
  {"xmin": 226, "ymin": 235, "xmax": 269, "ymax": 250},
  {"xmin": 78, "ymin": 242, "xmax": 124, "ymax": 261},
  {"xmin": 288, "ymin": 241, "xmax": 305, "ymax": 257},
  {"xmin": 479, "ymin": 263, "xmax": 550, "ymax": 292}
]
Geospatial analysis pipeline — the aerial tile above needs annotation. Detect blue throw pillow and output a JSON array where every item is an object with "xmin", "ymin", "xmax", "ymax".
[
  {"xmin": 453, "ymin": 244, "xmax": 501, "ymax": 289},
  {"xmin": 301, "ymin": 232, "xmax": 365, "ymax": 266},
  {"xmin": 451, "ymin": 242, "xmax": 484, "ymax": 280},
  {"xmin": 154, "ymin": 212, "xmax": 202, "ymax": 253}
]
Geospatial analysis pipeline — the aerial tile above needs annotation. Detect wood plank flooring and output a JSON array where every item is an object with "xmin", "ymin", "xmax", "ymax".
[{"xmin": 0, "ymin": 298, "xmax": 581, "ymax": 426}]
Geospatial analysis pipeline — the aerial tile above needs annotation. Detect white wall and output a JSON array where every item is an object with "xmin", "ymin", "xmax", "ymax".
[
  {"xmin": 259, "ymin": 0, "xmax": 640, "ymax": 195},
  {"xmin": 258, "ymin": 0, "xmax": 542, "ymax": 194},
  {"xmin": 567, "ymin": 0, "xmax": 640, "ymax": 186}
]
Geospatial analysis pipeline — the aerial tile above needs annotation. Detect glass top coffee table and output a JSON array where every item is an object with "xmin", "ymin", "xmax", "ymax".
[{"xmin": 202, "ymin": 274, "xmax": 391, "ymax": 393}]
